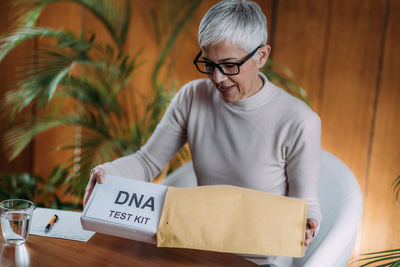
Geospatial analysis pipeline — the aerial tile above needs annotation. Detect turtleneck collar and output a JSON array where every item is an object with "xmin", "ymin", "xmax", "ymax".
[{"xmin": 221, "ymin": 72, "xmax": 277, "ymax": 111}]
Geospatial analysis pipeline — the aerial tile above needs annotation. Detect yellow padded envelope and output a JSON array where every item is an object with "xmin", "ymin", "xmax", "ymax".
[{"xmin": 156, "ymin": 185, "xmax": 307, "ymax": 257}]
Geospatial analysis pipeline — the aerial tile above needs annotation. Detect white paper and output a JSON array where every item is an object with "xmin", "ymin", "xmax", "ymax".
[{"xmin": 30, "ymin": 208, "xmax": 95, "ymax": 242}]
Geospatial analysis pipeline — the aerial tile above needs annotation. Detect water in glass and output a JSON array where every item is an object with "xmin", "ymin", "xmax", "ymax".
[{"xmin": 1, "ymin": 211, "xmax": 31, "ymax": 245}]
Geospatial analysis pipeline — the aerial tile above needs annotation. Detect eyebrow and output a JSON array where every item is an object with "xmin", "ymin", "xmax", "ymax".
[{"xmin": 202, "ymin": 56, "xmax": 238, "ymax": 62}]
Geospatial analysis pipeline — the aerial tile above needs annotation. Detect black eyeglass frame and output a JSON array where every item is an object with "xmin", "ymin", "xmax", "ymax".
[{"xmin": 193, "ymin": 44, "xmax": 264, "ymax": 76}]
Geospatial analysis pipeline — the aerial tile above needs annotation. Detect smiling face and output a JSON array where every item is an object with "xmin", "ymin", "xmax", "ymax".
[{"xmin": 201, "ymin": 42, "xmax": 270, "ymax": 103}]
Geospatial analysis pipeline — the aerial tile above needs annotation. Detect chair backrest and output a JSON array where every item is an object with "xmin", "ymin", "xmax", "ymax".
[
  {"xmin": 162, "ymin": 150, "xmax": 364, "ymax": 267},
  {"xmin": 293, "ymin": 150, "xmax": 363, "ymax": 267},
  {"xmin": 162, "ymin": 161, "xmax": 197, "ymax": 187}
]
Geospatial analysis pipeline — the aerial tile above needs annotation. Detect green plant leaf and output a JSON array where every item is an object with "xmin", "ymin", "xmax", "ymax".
[
  {"xmin": 14, "ymin": 0, "xmax": 50, "ymax": 28},
  {"xmin": 261, "ymin": 62, "xmax": 311, "ymax": 107},
  {"xmin": 1, "ymin": 0, "xmax": 199, "ymax": 206},
  {"xmin": 46, "ymin": 67, "xmax": 70, "ymax": 103},
  {"xmin": 70, "ymin": 0, "xmax": 131, "ymax": 50},
  {"xmin": 361, "ymin": 249, "xmax": 400, "ymax": 256},
  {"xmin": 393, "ymin": 175, "xmax": 400, "ymax": 205},
  {"xmin": 351, "ymin": 249, "xmax": 400, "ymax": 267},
  {"xmin": 151, "ymin": 0, "xmax": 202, "ymax": 88},
  {"xmin": 359, "ymin": 257, "xmax": 400, "ymax": 267},
  {"xmin": 5, "ymin": 118, "xmax": 63, "ymax": 160},
  {"xmin": 0, "ymin": 27, "xmax": 63, "ymax": 62},
  {"xmin": 14, "ymin": 0, "xmax": 131, "ymax": 50}
]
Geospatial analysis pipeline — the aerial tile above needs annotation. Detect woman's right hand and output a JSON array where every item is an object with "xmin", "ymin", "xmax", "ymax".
[{"xmin": 83, "ymin": 167, "xmax": 106, "ymax": 207}]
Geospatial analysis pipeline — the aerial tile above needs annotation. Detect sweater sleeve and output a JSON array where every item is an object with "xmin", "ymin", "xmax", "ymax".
[
  {"xmin": 94, "ymin": 84, "xmax": 192, "ymax": 182},
  {"xmin": 285, "ymin": 112, "xmax": 322, "ymax": 225}
]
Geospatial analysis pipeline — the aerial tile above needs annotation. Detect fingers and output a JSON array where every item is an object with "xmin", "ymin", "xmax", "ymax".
[
  {"xmin": 305, "ymin": 218, "xmax": 318, "ymax": 247},
  {"xmin": 304, "ymin": 229, "xmax": 314, "ymax": 246},
  {"xmin": 83, "ymin": 167, "xmax": 106, "ymax": 207},
  {"xmin": 94, "ymin": 168, "xmax": 106, "ymax": 184},
  {"xmin": 83, "ymin": 192, "xmax": 90, "ymax": 208},
  {"xmin": 307, "ymin": 218, "xmax": 318, "ymax": 230}
]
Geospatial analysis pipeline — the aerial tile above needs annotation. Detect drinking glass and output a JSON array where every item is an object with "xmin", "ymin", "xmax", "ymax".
[{"xmin": 0, "ymin": 199, "xmax": 35, "ymax": 245}]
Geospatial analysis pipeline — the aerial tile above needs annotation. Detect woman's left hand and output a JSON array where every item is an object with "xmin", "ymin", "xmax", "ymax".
[{"xmin": 305, "ymin": 218, "xmax": 318, "ymax": 247}]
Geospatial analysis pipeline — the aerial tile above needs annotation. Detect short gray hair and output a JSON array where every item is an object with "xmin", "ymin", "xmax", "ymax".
[{"xmin": 198, "ymin": 0, "xmax": 268, "ymax": 53}]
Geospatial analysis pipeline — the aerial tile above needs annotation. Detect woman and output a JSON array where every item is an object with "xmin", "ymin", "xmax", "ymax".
[{"xmin": 84, "ymin": 1, "xmax": 321, "ymax": 266}]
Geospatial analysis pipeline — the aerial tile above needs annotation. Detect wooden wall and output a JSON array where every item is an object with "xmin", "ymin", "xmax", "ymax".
[
  {"xmin": 1, "ymin": 0, "xmax": 399, "ymax": 262},
  {"xmin": 0, "ymin": 2, "xmax": 34, "ymax": 174},
  {"xmin": 264, "ymin": 0, "xmax": 400, "ymax": 257}
]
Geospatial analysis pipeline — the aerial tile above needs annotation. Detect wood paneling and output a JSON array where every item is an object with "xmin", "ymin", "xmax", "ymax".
[
  {"xmin": 272, "ymin": 0, "xmax": 330, "ymax": 114},
  {"xmin": 269, "ymin": 0, "xmax": 396, "ymax": 260},
  {"xmin": 361, "ymin": 0, "xmax": 400, "ymax": 253},
  {"xmin": 124, "ymin": 0, "xmax": 166, "ymax": 117},
  {"xmin": 33, "ymin": 2, "xmax": 83, "ymax": 179},
  {"xmin": 318, "ymin": 0, "xmax": 386, "ymax": 190},
  {"xmin": 0, "ymin": 1, "xmax": 34, "ymax": 174}
]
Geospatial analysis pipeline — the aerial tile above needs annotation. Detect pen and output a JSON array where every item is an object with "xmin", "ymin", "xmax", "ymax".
[{"xmin": 44, "ymin": 214, "xmax": 59, "ymax": 233}]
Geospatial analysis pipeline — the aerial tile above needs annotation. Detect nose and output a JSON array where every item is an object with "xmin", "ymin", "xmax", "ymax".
[{"xmin": 211, "ymin": 67, "xmax": 227, "ymax": 83}]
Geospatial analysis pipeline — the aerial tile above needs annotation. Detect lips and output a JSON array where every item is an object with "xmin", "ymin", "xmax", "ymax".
[{"xmin": 217, "ymin": 84, "xmax": 235, "ymax": 93}]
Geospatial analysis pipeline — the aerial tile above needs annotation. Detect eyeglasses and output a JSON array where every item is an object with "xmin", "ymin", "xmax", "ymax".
[{"xmin": 193, "ymin": 45, "xmax": 263, "ymax": 76}]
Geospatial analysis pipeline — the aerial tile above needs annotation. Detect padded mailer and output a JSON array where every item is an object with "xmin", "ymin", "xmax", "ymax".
[{"xmin": 157, "ymin": 185, "xmax": 307, "ymax": 257}]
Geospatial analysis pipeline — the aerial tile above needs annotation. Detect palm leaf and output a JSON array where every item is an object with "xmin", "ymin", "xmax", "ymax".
[
  {"xmin": 0, "ymin": 27, "xmax": 64, "ymax": 62},
  {"xmin": 2, "ymin": 30, "xmax": 96, "ymax": 116},
  {"xmin": 47, "ymin": 67, "xmax": 70, "ymax": 102},
  {"xmin": 349, "ymin": 177, "xmax": 400, "ymax": 266},
  {"xmin": 151, "ymin": 0, "xmax": 202, "ymax": 88},
  {"xmin": 3, "ymin": 27, "xmax": 139, "ymax": 117},
  {"xmin": 13, "ymin": 0, "xmax": 48, "ymax": 28},
  {"xmin": 4, "ymin": 118, "xmax": 65, "ymax": 160},
  {"xmin": 394, "ymin": 175, "xmax": 400, "ymax": 205},
  {"xmin": 350, "ymin": 249, "xmax": 400, "ymax": 266},
  {"xmin": 1, "ymin": 0, "xmax": 200, "ymax": 204},
  {"xmin": 4, "ymin": 108, "xmax": 116, "ymax": 161},
  {"xmin": 146, "ymin": 0, "xmax": 201, "ymax": 138},
  {"xmin": 262, "ymin": 60, "xmax": 311, "ymax": 107},
  {"xmin": 61, "ymin": 76, "xmax": 121, "ymax": 116},
  {"xmin": 13, "ymin": 0, "xmax": 131, "ymax": 50},
  {"xmin": 71, "ymin": 0, "xmax": 131, "ymax": 50},
  {"xmin": 59, "ymin": 132, "xmax": 128, "ymax": 197},
  {"xmin": 0, "ymin": 172, "xmax": 44, "ymax": 201}
]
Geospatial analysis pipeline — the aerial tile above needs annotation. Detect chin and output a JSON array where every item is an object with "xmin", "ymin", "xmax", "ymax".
[{"xmin": 221, "ymin": 95, "xmax": 239, "ymax": 103}]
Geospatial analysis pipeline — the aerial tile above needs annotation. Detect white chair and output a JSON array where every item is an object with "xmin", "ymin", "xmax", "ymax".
[
  {"xmin": 292, "ymin": 151, "xmax": 363, "ymax": 266},
  {"xmin": 162, "ymin": 150, "xmax": 364, "ymax": 267}
]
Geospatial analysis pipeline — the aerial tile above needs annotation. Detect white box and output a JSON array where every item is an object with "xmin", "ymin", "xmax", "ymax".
[{"xmin": 81, "ymin": 175, "xmax": 168, "ymax": 244}]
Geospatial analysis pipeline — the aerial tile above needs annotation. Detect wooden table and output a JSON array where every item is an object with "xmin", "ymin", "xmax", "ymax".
[{"xmin": 0, "ymin": 233, "xmax": 256, "ymax": 267}]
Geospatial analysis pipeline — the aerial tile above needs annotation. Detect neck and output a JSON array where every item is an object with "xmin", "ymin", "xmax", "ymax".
[{"xmin": 250, "ymin": 74, "xmax": 264, "ymax": 97}]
